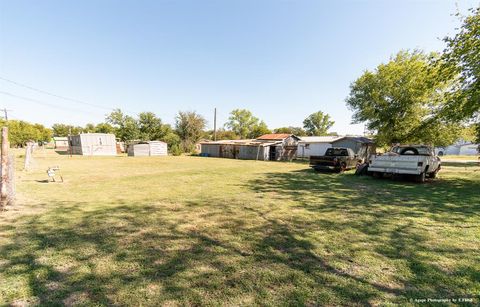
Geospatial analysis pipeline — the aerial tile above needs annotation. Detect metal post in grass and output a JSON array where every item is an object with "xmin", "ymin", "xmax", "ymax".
[{"xmin": 0, "ymin": 127, "xmax": 9, "ymax": 208}]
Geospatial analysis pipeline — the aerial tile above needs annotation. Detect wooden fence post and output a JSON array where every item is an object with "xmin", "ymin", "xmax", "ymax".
[
  {"xmin": 24, "ymin": 143, "xmax": 32, "ymax": 170},
  {"xmin": 1, "ymin": 127, "xmax": 9, "ymax": 208}
]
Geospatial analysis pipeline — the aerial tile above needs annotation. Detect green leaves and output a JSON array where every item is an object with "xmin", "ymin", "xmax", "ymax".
[
  {"xmin": 225, "ymin": 109, "xmax": 271, "ymax": 139},
  {"xmin": 2, "ymin": 120, "xmax": 52, "ymax": 146},
  {"xmin": 302, "ymin": 111, "xmax": 334, "ymax": 136},
  {"xmin": 175, "ymin": 111, "xmax": 207, "ymax": 152},
  {"xmin": 346, "ymin": 50, "xmax": 459, "ymax": 146},
  {"xmin": 441, "ymin": 7, "xmax": 480, "ymax": 121}
]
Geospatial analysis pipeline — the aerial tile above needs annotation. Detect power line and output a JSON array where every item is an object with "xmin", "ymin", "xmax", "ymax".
[
  {"xmin": 0, "ymin": 76, "xmax": 136, "ymax": 114},
  {"xmin": 0, "ymin": 90, "xmax": 104, "ymax": 116}
]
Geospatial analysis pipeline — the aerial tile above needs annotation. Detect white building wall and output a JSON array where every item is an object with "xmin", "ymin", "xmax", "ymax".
[
  {"xmin": 79, "ymin": 134, "xmax": 117, "ymax": 156},
  {"xmin": 297, "ymin": 143, "xmax": 332, "ymax": 158}
]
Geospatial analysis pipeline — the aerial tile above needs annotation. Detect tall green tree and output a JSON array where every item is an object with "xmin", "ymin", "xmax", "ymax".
[
  {"xmin": 138, "ymin": 112, "xmax": 163, "ymax": 141},
  {"xmin": 83, "ymin": 123, "xmax": 96, "ymax": 133},
  {"xmin": 95, "ymin": 123, "xmax": 115, "ymax": 134},
  {"xmin": 1, "ymin": 120, "xmax": 52, "ymax": 147},
  {"xmin": 440, "ymin": 6, "xmax": 480, "ymax": 121},
  {"xmin": 106, "ymin": 109, "xmax": 139, "ymax": 142},
  {"xmin": 225, "ymin": 109, "xmax": 253, "ymax": 139},
  {"xmin": 52, "ymin": 123, "xmax": 83, "ymax": 136},
  {"xmin": 225, "ymin": 109, "xmax": 265, "ymax": 139},
  {"xmin": 274, "ymin": 126, "xmax": 307, "ymax": 136},
  {"xmin": 346, "ymin": 50, "xmax": 460, "ymax": 147},
  {"xmin": 249, "ymin": 121, "xmax": 271, "ymax": 138},
  {"xmin": 303, "ymin": 111, "xmax": 334, "ymax": 136},
  {"xmin": 175, "ymin": 111, "xmax": 207, "ymax": 152}
]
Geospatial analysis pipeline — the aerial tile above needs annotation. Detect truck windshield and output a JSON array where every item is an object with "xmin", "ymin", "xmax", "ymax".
[{"xmin": 325, "ymin": 148, "xmax": 348, "ymax": 156}]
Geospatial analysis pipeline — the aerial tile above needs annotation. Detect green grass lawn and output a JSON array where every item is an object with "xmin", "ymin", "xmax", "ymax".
[{"xmin": 1, "ymin": 149, "xmax": 479, "ymax": 306}]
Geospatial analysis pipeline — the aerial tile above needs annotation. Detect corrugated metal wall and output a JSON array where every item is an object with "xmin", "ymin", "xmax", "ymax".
[
  {"xmin": 201, "ymin": 143, "xmax": 270, "ymax": 160},
  {"xmin": 128, "ymin": 142, "xmax": 168, "ymax": 156},
  {"xmin": 200, "ymin": 144, "xmax": 221, "ymax": 157},
  {"xmin": 149, "ymin": 142, "xmax": 168, "ymax": 156},
  {"xmin": 238, "ymin": 145, "xmax": 269, "ymax": 160},
  {"xmin": 68, "ymin": 134, "xmax": 117, "ymax": 156}
]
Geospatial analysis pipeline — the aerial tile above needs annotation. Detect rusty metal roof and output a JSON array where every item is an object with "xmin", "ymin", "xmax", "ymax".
[{"xmin": 256, "ymin": 133, "xmax": 294, "ymax": 140}]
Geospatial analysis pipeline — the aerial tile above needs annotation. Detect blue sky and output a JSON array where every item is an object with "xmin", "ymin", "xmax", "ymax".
[{"xmin": 0, "ymin": 0, "xmax": 478, "ymax": 134}]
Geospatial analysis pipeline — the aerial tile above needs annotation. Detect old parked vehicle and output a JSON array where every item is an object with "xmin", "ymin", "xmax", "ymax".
[
  {"xmin": 310, "ymin": 147, "xmax": 360, "ymax": 172},
  {"xmin": 368, "ymin": 145, "xmax": 441, "ymax": 182}
]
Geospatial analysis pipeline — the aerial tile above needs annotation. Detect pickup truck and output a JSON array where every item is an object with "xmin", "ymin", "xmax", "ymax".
[
  {"xmin": 368, "ymin": 145, "xmax": 441, "ymax": 182},
  {"xmin": 310, "ymin": 147, "xmax": 360, "ymax": 172}
]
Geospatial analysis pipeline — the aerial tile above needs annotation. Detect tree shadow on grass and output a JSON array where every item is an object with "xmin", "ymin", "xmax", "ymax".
[
  {"xmin": 1, "ymin": 167, "xmax": 479, "ymax": 306},
  {"xmin": 244, "ymin": 168, "xmax": 480, "ymax": 304}
]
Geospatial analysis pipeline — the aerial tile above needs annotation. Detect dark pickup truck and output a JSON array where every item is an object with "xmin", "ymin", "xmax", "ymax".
[{"xmin": 310, "ymin": 147, "xmax": 360, "ymax": 172}]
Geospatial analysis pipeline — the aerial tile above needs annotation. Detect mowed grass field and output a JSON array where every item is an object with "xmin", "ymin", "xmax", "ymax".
[{"xmin": 1, "ymin": 150, "xmax": 479, "ymax": 306}]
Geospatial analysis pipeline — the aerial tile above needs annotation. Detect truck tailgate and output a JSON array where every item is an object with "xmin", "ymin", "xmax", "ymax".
[{"xmin": 369, "ymin": 156, "xmax": 423, "ymax": 173}]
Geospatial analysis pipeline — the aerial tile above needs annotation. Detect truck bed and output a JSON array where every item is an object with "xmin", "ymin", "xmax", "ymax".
[{"xmin": 368, "ymin": 155, "xmax": 424, "ymax": 175}]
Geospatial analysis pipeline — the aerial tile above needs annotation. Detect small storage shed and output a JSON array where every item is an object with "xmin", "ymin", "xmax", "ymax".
[
  {"xmin": 53, "ymin": 137, "xmax": 69, "ymax": 150},
  {"xmin": 68, "ymin": 133, "xmax": 117, "ymax": 156},
  {"xmin": 128, "ymin": 141, "xmax": 168, "ymax": 156}
]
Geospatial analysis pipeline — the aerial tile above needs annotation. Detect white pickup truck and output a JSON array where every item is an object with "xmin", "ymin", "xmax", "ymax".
[{"xmin": 368, "ymin": 145, "xmax": 441, "ymax": 182}]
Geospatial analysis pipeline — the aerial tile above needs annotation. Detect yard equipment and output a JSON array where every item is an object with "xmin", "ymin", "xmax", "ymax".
[{"xmin": 47, "ymin": 166, "xmax": 63, "ymax": 183}]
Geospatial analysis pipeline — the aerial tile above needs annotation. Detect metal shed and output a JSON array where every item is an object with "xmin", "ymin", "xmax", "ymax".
[
  {"xmin": 68, "ymin": 133, "xmax": 117, "ymax": 156},
  {"xmin": 200, "ymin": 134, "xmax": 299, "ymax": 161},
  {"xmin": 128, "ymin": 141, "xmax": 168, "ymax": 156},
  {"xmin": 53, "ymin": 137, "xmax": 69, "ymax": 150},
  {"xmin": 331, "ymin": 136, "xmax": 375, "ymax": 162},
  {"xmin": 200, "ymin": 140, "xmax": 271, "ymax": 160}
]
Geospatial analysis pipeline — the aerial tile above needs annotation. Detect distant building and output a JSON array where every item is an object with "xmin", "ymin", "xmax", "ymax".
[
  {"xmin": 128, "ymin": 141, "xmax": 168, "ymax": 156},
  {"xmin": 297, "ymin": 136, "xmax": 343, "ymax": 158},
  {"xmin": 200, "ymin": 133, "xmax": 300, "ymax": 161},
  {"xmin": 68, "ymin": 133, "xmax": 117, "ymax": 156},
  {"xmin": 435, "ymin": 141, "xmax": 479, "ymax": 156},
  {"xmin": 297, "ymin": 136, "xmax": 375, "ymax": 161},
  {"xmin": 53, "ymin": 137, "xmax": 69, "ymax": 150}
]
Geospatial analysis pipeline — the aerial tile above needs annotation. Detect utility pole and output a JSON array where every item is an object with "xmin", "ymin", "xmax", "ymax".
[
  {"xmin": 0, "ymin": 127, "xmax": 9, "ymax": 208},
  {"xmin": 213, "ymin": 108, "xmax": 217, "ymax": 141},
  {"xmin": 0, "ymin": 108, "xmax": 12, "ymax": 121}
]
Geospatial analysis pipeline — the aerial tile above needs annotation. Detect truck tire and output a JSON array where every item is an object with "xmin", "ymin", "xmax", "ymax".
[
  {"xmin": 428, "ymin": 165, "xmax": 440, "ymax": 179},
  {"xmin": 338, "ymin": 162, "xmax": 347, "ymax": 173},
  {"xmin": 355, "ymin": 163, "xmax": 368, "ymax": 176},
  {"xmin": 415, "ymin": 172, "xmax": 426, "ymax": 183}
]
